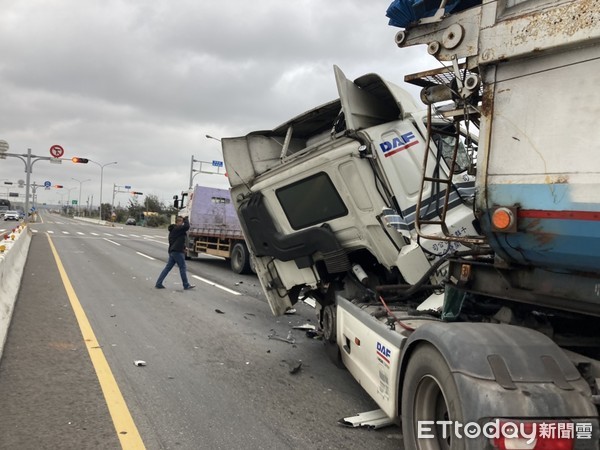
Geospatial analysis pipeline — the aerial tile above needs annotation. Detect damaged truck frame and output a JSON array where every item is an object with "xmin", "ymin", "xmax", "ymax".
[{"xmin": 222, "ymin": 0, "xmax": 600, "ymax": 448}]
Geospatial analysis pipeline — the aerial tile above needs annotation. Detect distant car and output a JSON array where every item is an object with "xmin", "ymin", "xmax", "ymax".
[
  {"xmin": 125, "ymin": 218, "xmax": 136, "ymax": 225},
  {"xmin": 3, "ymin": 210, "xmax": 20, "ymax": 221}
]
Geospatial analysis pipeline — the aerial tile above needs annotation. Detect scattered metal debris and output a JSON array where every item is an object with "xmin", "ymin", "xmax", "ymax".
[
  {"xmin": 302, "ymin": 297, "xmax": 317, "ymax": 308},
  {"xmin": 305, "ymin": 329, "xmax": 320, "ymax": 339},
  {"xmin": 288, "ymin": 361, "xmax": 302, "ymax": 374},
  {"xmin": 293, "ymin": 323, "xmax": 316, "ymax": 331},
  {"xmin": 338, "ymin": 409, "xmax": 395, "ymax": 429},
  {"xmin": 268, "ymin": 330, "xmax": 296, "ymax": 344}
]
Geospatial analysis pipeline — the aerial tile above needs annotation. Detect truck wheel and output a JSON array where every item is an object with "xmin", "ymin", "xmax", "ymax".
[
  {"xmin": 321, "ymin": 304, "xmax": 337, "ymax": 343},
  {"xmin": 402, "ymin": 343, "xmax": 465, "ymax": 450},
  {"xmin": 230, "ymin": 242, "xmax": 251, "ymax": 274}
]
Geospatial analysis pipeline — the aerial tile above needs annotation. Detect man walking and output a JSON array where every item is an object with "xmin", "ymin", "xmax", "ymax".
[{"xmin": 155, "ymin": 215, "xmax": 195, "ymax": 290}]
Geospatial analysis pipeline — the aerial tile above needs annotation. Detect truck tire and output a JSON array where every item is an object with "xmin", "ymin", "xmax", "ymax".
[
  {"xmin": 402, "ymin": 343, "xmax": 465, "ymax": 450},
  {"xmin": 230, "ymin": 242, "xmax": 252, "ymax": 274}
]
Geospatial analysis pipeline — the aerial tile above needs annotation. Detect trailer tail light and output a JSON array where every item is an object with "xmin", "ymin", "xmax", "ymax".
[
  {"xmin": 490, "ymin": 421, "xmax": 574, "ymax": 450},
  {"xmin": 491, "ymin": 207, "xmax": 517, "ymax": 233}
]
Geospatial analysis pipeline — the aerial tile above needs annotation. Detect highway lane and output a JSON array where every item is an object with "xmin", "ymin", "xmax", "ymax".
[{"xmin": 26, "ymin": 212, "xmax": 403, "ymax": 449}]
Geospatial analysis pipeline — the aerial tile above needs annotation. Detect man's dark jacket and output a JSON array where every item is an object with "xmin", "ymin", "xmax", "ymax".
[{"xmin": 168, "ymin": 217, "xmax": 190, "ymax": 253}]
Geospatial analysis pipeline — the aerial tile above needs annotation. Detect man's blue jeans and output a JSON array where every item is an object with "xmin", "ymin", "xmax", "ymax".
[{"xmin": 156, "ymin": 251, "xmax": 191, "ymax": 288}]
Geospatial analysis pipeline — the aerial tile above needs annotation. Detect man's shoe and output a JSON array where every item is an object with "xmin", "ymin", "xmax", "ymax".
[
  {"xmin": 184, "ymin": 285, "xmax": 196, "ymax": 290},
  {"xmin": 155, "ymin": 285, "xmax": 165, "ymax": 289}
]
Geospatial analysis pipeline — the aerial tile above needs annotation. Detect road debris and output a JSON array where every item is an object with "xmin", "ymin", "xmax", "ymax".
[
  {"xmin": 268, "ymin": 330, "xmax": 296, "ymax": 345},
  {"xmin": 338, "ymin": 409, "xmax": 395, "ymax": 429},
  {"xmin": 292, "ymin": 323, "xmax": 315, "ymax": 331},
  {"xmin": 133, "ymin": 360, "xmax": 147, "ymax": 367},
  {"xmin": 215, "ymin": 309, "xmax": 225, "ymax": 314},
  {"xmin": 288, "ymin": 361, "xmax": 302, "ymax": 374}
]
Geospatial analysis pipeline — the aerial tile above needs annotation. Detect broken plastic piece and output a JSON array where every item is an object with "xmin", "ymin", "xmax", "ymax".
[
  {"xmin": 293, "ymin": 323, "xmax": 316, "ymax": 331},
  {"xmin": 133, "ymin": 360, "xmax": 147, "ymax": 367},
  {"xmin": 268, "ymin": 333, "xmax": 296, "ymax": 344},
  {"xmin": 339, "ymin": 409, "xmax": 395, "ymax": 429}
]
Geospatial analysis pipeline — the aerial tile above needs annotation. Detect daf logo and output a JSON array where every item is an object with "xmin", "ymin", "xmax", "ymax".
[{"xmin": 379, "ymin": 131, "xmax": 418, "ymax": 158}]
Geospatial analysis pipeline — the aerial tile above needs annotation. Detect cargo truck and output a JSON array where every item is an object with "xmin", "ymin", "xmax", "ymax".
[
  {"xmin": 173, "ymin": 185, "xmax": 252, "ymax": 274},
  {"xmin": 222, "ymin": 0, "xmax": 600, "ymax": 448}
]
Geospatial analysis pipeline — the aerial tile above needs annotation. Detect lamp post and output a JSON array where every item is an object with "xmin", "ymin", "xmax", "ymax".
[
  {"xmin": 72, "ymin": 177, "xmax": 90, "ymax": 216},
  {"xmin": 65, "ymin": 187, "xmax": 77, "ymax": 214},
  {"xmin": 89, "ymin": 160, "xmax": 117, "ymax": 220},
  {"xmin": 205, "ymin": 134, "xmax": 221, "ymax": 143}
]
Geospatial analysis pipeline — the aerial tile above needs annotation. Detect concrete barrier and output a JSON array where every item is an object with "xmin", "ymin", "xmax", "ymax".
[{"xmin": 0, "ymin": 224, "xmax": 32, "ymax": 361}]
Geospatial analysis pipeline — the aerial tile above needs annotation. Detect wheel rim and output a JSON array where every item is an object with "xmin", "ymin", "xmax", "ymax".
[
  {"xmin": 233, "ymin": 248, "xmax": 242, "ymax": 267},
  {"xmin": 413, "ymin": 375, "xmax": 452, "ymax": 450},
  {"xmin": 321, "ymin": 305, "xmax": 336, "ymax": 342}
]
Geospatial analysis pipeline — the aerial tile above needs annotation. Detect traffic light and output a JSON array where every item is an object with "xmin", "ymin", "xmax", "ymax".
[
  {"xmin": 132, "ymin": 191, "xmax": 144, "ymax": 195},
  {"xmin": 71, "ymin": 157, "xmax": 89, "ymax": 164}
]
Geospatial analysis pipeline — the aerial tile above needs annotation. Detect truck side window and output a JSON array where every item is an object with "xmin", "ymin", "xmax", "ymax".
[{"xmin": 276, "ymin": 172, "xmax": 348, "ymax": 230}]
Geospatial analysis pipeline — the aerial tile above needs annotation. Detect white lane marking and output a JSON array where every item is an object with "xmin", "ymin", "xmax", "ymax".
[
  {"xmin": 117, "ymin": 234, "xmax": 127, "ymax": 237},
  {"xmin": 77, "ymin": 232, "xmax": 85, "ymax": 235},
  {"xmin": 47, "ymin": 230, "xmax": 54, "ymax": 234},
  {"xmin": 103, "ymin": 238, "xmax": 121, "ymax": 246},
  {"xmin": 31, "ymin": 229, "xmax": 38, "ymax": 233},
  {"xmin": 104, "ymin": 233, "xmax": 114, "ymax": 236},
  {"xmin": 62, "ymin": 231, "xmax": 70, "ymax": 235},
  {"xmin": 144, "ymin": 238, "xmax": 168, "ymax": 245},
  {"xmin": 136, "ymin": 252, "xmax": 155, "ymax": 260},
  {"xmin": 91, "ymin": 232, "xmax": 99, "ymax": 236},
  {"xmin": 191, "ymin": 275, "xmax": 241, "ymax": 296},
  {"xmin": 130, "ymin": 234, "xmax": 140, "ymax": 238}
]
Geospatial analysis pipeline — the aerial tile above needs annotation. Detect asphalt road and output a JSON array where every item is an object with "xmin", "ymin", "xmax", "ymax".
[{"xmin": 0, "ymin": 212, "xmax": 403, "ymax": 449}]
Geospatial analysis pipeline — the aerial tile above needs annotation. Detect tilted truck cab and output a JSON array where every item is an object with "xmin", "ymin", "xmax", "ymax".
[{"xmin": 224, "ymin": 66, "xmax": 477, "ymax": 315}]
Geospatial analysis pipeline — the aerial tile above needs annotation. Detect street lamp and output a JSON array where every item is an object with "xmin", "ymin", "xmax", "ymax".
[
  {"xmin": 89, "ymin": 160, "xmax": 117, "ymax": 220},
  {"xmin": 71, "ymin": 177, "xmax": 91, "ymax": 216},
  {"xmin": 205, "ymin": 134, "xmax": 221, "ymax": 142},
  {"xmin": 64, "ymin": 187, "xmax": 77, "ymax": 214}
]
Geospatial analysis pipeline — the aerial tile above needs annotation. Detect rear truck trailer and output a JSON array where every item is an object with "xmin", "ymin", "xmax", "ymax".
[{"xmin": 174, "ymin": 185, "xmax": 252, "ymax": 274}]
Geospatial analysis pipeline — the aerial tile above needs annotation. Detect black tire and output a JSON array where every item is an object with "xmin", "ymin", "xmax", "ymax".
[
  {"xmin": 402, "ymin": 344, "xmax": 465, "ymax": 450},
  {"xmin": 230, "ymin": 242, "xmax": 251, "ymax": 274}
]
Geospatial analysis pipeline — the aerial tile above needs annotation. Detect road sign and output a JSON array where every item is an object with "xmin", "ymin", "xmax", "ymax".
[
  {"xmin": 72, "ymin": 200, "xmax": 78, "ymax": 205},
  {"xmin": 125, "ymin": 185, "xmax": 131, "ymax": 189},
  {"xmin": 212, "ymin": 160, "xmax": 223, "ymax": 167},
  {"xmin": 44, "ymin": 181, "xmax": 51, "ymax": 187},
  {"xmin": 49, "ymin": 144, "xmax": 64, "ymax": 158}
]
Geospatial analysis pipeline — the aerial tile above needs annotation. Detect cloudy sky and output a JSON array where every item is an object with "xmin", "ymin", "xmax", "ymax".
[{"xmin": 0, "ymin": 0, "xmax": 434, "ymax": 210}]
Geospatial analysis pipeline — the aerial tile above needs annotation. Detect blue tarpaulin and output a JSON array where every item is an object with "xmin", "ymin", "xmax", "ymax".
[{"xmin": 386, "ymin": 0, "xmax": 481, "ymax": 28}]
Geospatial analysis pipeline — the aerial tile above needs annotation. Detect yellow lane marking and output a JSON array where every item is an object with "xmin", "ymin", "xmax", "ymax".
[{"xmin": 46, "ymin": 233, "xmax": 145, "ymax": 449}]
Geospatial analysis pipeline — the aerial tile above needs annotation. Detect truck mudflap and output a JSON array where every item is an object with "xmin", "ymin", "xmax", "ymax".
[{"xmin": 399, "ymin": 322, "xmax": 599, "ymax": 448}]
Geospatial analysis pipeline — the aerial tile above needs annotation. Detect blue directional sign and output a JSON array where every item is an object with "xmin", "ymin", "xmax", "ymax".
[
  {"xmin": 125, "ymin": 185, "xmax": 131, "ymax": 189},
  {"xmin": 212, "ymin": 160, "xmax": 223, "ymax": 167},
  {"xmin": 44, "ymin": 181, "xmax": 51, "ymax": 187}
]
